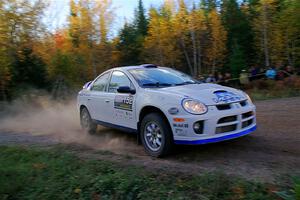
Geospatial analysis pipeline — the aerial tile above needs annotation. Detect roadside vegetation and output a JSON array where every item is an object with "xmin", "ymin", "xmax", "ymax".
[
  {"xmin": 0, "ymin": 146, "xmax": 297, "ymax": 200},
  {"xmin": 247, "ymin": 77, "xmax": 300, "ymax": 100}
]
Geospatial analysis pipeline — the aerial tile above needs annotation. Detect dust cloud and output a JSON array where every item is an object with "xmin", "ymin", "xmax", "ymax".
[{"xmin": 0, "ymin": 93, "xmax": 140, "ymax": 154}]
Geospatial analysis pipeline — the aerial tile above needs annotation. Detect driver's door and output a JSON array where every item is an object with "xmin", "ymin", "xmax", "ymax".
[{"xmin": 108, "ymin": 71, "xmax": 136, "ymax": 130}]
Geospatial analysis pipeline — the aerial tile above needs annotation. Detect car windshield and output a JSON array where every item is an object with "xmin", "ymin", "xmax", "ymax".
[{"xmin": 129, "ymin": 67, "xmax": 199, "ymax": 88}]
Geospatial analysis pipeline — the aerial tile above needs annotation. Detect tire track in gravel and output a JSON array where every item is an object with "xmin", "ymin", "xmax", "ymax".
[{"xmin": 1, "ymin": 97, "xmax": 300, "ymax": 182}]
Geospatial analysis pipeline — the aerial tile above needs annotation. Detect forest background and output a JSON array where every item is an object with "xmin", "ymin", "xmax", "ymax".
[{"xmin": 0, "ymin": 0, "xmax": 299, "ymax": 100}]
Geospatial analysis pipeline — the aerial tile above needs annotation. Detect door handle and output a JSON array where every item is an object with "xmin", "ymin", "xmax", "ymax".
[
  {"xmin": 105, "ymin": 100, "xmax": 110, "ymax": 103},
  {"xmin": 87, "ymin": 98, "xmax": 91, "ymax": 101}
]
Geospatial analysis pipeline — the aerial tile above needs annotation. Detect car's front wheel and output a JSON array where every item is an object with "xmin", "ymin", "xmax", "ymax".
[
  {"xmin": 80, "ymin": 107, "xmax": 97, "ymax": 134},
  {"xmin": 140, "ymin": 113, "xmax": 173, "ymax": 157}
]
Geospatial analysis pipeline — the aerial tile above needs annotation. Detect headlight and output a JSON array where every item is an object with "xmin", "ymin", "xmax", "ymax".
[
  {"xmin": 244, "ymin": 92, "xmax": 253, "ymax": 104},
  {"xmin": 182, "ymin": 99, "xmax": 207, "ymax": 115}
]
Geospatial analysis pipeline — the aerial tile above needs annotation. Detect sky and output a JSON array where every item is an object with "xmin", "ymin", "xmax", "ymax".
[{"xmin": 43, "ymin": 0, "xmax": 164, "ymax": 34}]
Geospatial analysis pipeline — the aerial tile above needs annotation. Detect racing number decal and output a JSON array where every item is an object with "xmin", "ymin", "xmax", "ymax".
[{"xmin": 114, "ymin": 95, "xmax": 134, "ymax": 111}]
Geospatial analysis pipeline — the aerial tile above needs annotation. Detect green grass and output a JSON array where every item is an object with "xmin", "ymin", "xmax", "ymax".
[{"xmin": 0, "ymin": 146, "xmax": 283, "ymax": 200}]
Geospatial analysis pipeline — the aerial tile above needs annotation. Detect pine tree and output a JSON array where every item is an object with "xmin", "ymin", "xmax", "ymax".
[
  {"xmin": 229, "ymin": 43, "xmax": 247, "ymax": 77},
  {"xmin": 136, "ymin": 0, "xmax": 148, "ymax": 36},
  {"xmin": 117, "ymin": 0, "xmax": 148, "ymax": 65},
  {"xmin": 221, "ymin": 0, "xmax": 254, "ymax": 72},
  {"xmin": 118, "ymin": 22, "xmax": 140, "ymax": 65}
]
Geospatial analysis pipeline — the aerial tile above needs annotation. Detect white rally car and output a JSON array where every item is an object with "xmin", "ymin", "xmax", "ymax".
[{"xmin": 78, "ymin": 64, "xmax": 256, "ymax": 157}]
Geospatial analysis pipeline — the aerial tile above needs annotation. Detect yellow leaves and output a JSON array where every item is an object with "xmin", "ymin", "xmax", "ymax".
[
  {"xmin": 173, "ymin": 0, "xmax": 189, "ymax": 37},
  {"xmin": 74, "ymin": 188, "xmax": 82, "ymax": 194},
  {"xmin": 206, "ymin": 9, "xmax": 227, "ymax": 68},
  {"xmin": 231, "ymin": 186, "xmax": 245, "ymax": 199},
  {"xmin": 145, "ymin": 1, "xmax": 227, "ymax": 73},
  {"xmin": 252, "ymin": 0, "xmax": 297, "ymax": 66},
  {"xmin": 32, "ymin": 163, "xmax": 47, "ymax": 169},
  {"xmin": 144, "ymin": 6, "xmax": 179, "ymax": 66},
  {"xmin": 96, "ymin": 0, "xmax": 114, "ymax": 44},
  {"xmin": 188, "ymin": 9, "xmax": 206, "ymax": 32}
]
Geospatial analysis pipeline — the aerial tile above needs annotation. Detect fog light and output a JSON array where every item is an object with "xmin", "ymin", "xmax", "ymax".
[{"xmin": 193, "ymin": 121, "xmax": 204, "ymax": 134}]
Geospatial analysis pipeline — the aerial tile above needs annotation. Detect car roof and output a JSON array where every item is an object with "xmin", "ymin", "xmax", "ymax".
[{"xmin": 112, "ymin": 64, "xmax": 159, "ymax": 71}]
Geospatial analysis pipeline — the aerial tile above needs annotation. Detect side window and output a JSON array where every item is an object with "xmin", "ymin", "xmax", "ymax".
[
  {"xmin": 91, "ymin": 72, "xmax": 110, "ymax": 92},
  {"xmin": 108, "ymin": 71, "xmax": 132, "ymax": 93}
]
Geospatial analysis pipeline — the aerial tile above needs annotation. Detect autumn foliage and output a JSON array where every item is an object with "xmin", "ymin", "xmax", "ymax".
[{"xmin": 0, "ymin": 0, "xmax": 299, "ymax": 100}]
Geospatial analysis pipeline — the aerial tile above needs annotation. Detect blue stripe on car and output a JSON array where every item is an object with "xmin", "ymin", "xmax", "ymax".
[
  {"xmin": 93, "ymin": 120, "xmax": 137, "ymax": 133},
  {"xmin": 174, "ymin": 125, "xmax": 256, "ymax": 145}
]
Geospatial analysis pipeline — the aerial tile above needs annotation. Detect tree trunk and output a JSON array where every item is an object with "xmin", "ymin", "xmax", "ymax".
[
  {"xmin": 262, "ymin": 5, "xmax": 270, "ymax": 67},
  {"xmin": 0, "ymin": 81, "xmax": 6, "ymax": 101},
  {"xmin": 91, "ymin": 44, "xmax": 97, "ymax": 78},
  {"xmin": 285, "ymin": 33, "xmax": 292, "ymax": 66},
  {"xmin": 190, "ymin": 30, "xmax": 197, "ymax": 76},
  {"xmin": 197, "ymin": 39, "xmax": 202, "ymax": 75},
  {"xmin": 158, "ymin": 34, "xmax": 164, "ymax": 66},
  {"xmin": 212, "ymin": 59, "xmax": 216, "ymax": 74},
  {"xmin": 180, "ymin": 38, "xmax": 193, "ymax": 75}
]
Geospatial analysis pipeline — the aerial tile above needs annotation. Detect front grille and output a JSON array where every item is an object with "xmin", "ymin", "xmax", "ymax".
[
  {"xmin": 240, "ymin": 100, "xmax": 247, "ymax": 107},
  {"xmin": 242, "ymin": 119, "xmax": 253, "ymax": 128},
  {"xmin": 218, "ymin": 115, "xmax": 237, "ymax": 124},
  {"xmin": 216, "ymin": 104, "xmax": 231, "ymax": 110},
  {"xmin": 242, "ymin": 111, "xmax": 253, "ymax": 119},
  {"xmin": 216, "ymin": 124, "xmax": 237, "ymax": 134}
]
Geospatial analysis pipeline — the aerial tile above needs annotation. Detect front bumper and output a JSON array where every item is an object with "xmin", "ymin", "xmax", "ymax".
[
  {"xmin": 174, "ymin": 125, "xmax": 256, "ymax": 144},
  {"xmin": 170, "ymin": 101, "xmax": 256, "ymax": 145}
]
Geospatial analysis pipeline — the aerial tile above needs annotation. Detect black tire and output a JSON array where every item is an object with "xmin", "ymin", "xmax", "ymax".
[
  {"xmin": 140, "ymin": 113, "xmax": 173, "ymax": 157},
  {"xmin": 80, "ymin": 107, "xmax": 97, "ymax": 134}
]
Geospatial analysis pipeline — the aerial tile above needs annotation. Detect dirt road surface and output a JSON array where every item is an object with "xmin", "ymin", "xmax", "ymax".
[{"xmin": 1, "ymin": 97, "xmax": 300, "ymax": 183}]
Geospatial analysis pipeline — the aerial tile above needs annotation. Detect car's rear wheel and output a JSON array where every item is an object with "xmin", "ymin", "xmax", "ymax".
[
  {"xmin": 140, "ymin": 113, "xmax": 173, "ymax": 157},
  {"xmin": 80, "ymin": 107, "xmax": 97, "ymax": 134}
]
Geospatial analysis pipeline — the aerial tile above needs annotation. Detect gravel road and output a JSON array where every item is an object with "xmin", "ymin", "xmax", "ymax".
[{"xmin": 1, "ymin": 97, "xmax": 300, "ymax": 182}]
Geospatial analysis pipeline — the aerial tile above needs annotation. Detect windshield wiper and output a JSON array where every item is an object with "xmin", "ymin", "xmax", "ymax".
[
  {"xmin": 175, "ymin": 81, "xmax": 197, "ymax": 86},
  {"xmin": 142, "ymin": 82, "xmax": 172, "ymax": 87}
]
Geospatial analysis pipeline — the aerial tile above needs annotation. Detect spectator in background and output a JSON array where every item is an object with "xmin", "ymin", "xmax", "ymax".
[
  {"xmin": 206, "ymin": 74, "xmax": 216, "ymax": 83},
  {"xmin": 277, "ymin": 65, "xmax": 286, "ymax": 80},
  {"xmin": 197, "ymin": 75, "xmax": 206, "ymax": 83},
  {"xmin": 249, "ymin": 66, "xmax": 259, "ymax": 81},
  {"xmin": 239, "ymin": 70, "xmax": 249, "ymax": 86},
  {"xmin": 216, "ymin": 72, "xmax": 224, "ymax": 84},
  {"xmin": 286, "ymin": 65, "xmax": 295, "ymax": 75},
  {"xmin": 265, "ymin": 66, "xmax": 277, "ymax": 79},
  {"xmin": 223, "ymin": 72, "xmax": 232, "ymax": 86}
]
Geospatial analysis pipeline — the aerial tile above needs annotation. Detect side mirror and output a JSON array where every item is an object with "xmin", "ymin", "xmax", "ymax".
[
  {"xmin": 83, "ymin": 81, "xmax": 92, "ymax": 89},
  {"xmin": 117, "ymin": 86, "xmax": 136, "ymax": 94}
]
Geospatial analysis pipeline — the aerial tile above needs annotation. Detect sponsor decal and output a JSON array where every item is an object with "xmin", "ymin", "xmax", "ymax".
[
  {"xmin": 213, "ymin": 91, "xmax": 242, "ymax": 103},
  {"xmin": 115, "ymin": 109, "xmax": 133, "ymax": 120},
  {"xmin": 114, "ymin": 95, "xmax": 133, "ymax": 111},
  {"xmin": 175, "ymin": 128, "xmax": 187, "ymax": 136},
  {"xmin": 173, "ymin": 123, "xmax": 188, "ymax": 128},
  {"xmin": 168, "ymin": 107, "xmax": 179, "ymax": 115}
]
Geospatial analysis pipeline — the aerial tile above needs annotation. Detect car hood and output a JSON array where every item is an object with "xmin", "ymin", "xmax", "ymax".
[{"xmin": 156, "ymin": 83, "xmax": 247, "ymax": 105}]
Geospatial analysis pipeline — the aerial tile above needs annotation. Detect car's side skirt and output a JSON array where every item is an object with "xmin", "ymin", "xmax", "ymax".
[
  {"xmin": 93, "ymin": 119, "xmax": 138, "ymax": 133},
  {"xmin": 174, "ymin": 125, "xmax": 256, "ymax": 145}
]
